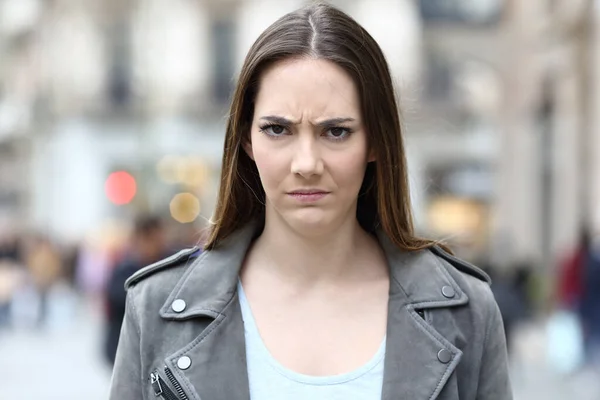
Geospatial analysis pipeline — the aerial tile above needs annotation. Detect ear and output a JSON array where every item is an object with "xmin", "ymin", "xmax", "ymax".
[
  {"xmin": 367, "ymin": 148, "xmax": 376, "ymax": 163},
  {"xmin": 243, "ymin": 135, "xmax": 254, "ymax": 161}
]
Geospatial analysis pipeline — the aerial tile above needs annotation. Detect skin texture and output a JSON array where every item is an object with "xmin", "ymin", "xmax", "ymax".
[
  {"xmin": 241, "ymin": 58, "xmax": 389, "ymax": 376},
  {"xmin": 245, "ymin": 57, "xmax": 374, "ymax": 238}
]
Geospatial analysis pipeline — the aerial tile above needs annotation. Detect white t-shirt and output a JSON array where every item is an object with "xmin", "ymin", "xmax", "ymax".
[{"xmin": 238, "ymin": 280, "xmax": 386, "ymax": 400}]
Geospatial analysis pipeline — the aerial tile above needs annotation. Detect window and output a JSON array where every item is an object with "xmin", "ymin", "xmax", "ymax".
[
  {"xmin": 107, "ymin": 20, "xmax": 131, "ymax": 108},
  {"xmin": 425, "ymin": 49, "xmax": 454, "ymax": 101},
  {"xmin": 211, "ymin": 18, "xmax": 236, "ymax": 104},
  {"xmin": 420, "ymin": 0, "xmax": 504, "ymax": 25}
]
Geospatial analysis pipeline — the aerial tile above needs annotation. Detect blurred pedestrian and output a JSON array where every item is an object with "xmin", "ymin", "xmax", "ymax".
[
  {"xmin": 483, "ymin": 265, "xmax": 521, "ymax": 353},
  {"xmin": 580, "ymin": 235, "xmax": 600, "ymax": 366},
  {"xmin": 0, "ymin": 261, "xmax": 20, "ymax": 328},
  {"xmin": 555, "ymin": 227, "xmax": 600, "ymax": 365},
  {"xmin": 24, "ymin": 235, "xmax": 63, "ymax": 328},
  {"xmin": 109, "ymin": 4, "xmax": 512, "ymax": 399},
  {"xmin": 557, "ymin": 228, "xmax": 589, "ymax": 311},
  {"xmin": 0, "ymin": 233, "xmax": 22, "ymax": 328},
  {"xmin": 103, "ymin": 214, "xmax": 169, "ymax": 366},
  {"xmin": 62, "ymin": 243, "xmax": 81, "ymax": 288}
]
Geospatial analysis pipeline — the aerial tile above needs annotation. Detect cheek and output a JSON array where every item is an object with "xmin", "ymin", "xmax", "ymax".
[
  {"xmin": 251, "ymin": 141, "xmax": 287, "ymax": 187},
  {"xmin": 328, "ymin": 148, "xmax": 369, "ymax": 189}
]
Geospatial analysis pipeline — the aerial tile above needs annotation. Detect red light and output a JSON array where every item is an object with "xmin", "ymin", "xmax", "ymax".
[{"xmin": 105, "ymin": 171, "xmax": 137, "ymax": 205}]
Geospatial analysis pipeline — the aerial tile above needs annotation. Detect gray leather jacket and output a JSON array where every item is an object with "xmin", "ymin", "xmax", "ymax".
[{"xmin": 109, "ymin": 223, "xmax": 513, "ymax": 399}]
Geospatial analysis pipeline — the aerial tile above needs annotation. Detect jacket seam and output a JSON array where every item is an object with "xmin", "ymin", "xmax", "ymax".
[
  {"xmin": 389, "ymin": 250, "xmax": 466, "ymax": 307},
  {"xmin": 166, "ymin": 293, "xmax": 235, "ymax": 361},
  {"xmin": 175, "ymin": 296, "xmax": 233, "ymax": 355},
  {"xmin": 166, "ymin": 295, "xmax": 235, "ymax": 400},
  {"xmin": 174, "ymin": 252, "xmax": 209, "ymax": 300},
  {"xmin": 388, "ymin": 266, "xmax": 410, "ymax": 299},
  {"xmin": 125, "ymin": 289, "xmax": 144, "ymax": 399},
  {"xmin": 430, "ymin": 246, "xmax": 491, "ymax": 284},
  {"xmin": 159, "ymin": 252, "xmax": 209, "ymax": 317},
  {"xmin": 406, "ymin": 304, "xmax": 462, "ymax": 399},
  {"xmin": 413, "ymin": 299, "xmax": 459, "ymax": 306},
  {"xmin": 125, "ymin": 247, "xmax": 200, "ymax": 289},
  {"xmin": 167, "ymin": 315, "xmax": 225, "ymax": 400}
]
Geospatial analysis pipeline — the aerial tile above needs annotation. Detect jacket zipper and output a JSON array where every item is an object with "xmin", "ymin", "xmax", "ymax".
[
  {"xmin": 164, "ymin": 366, "xmax": 189, "ymax": 400},
  {"xmin": 150, "ymin": 369, "xmax": 186, "ymax": 400}
]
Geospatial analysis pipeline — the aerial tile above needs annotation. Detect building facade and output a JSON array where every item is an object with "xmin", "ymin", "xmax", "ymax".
[{"xmin": 415, "ymin": 0, "xmax": 599, "ymax": 269}]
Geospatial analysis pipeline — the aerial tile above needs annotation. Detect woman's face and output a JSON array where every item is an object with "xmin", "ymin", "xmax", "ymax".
[{"xmin": 246, "ymin": 58, "xmax": 373, "ymax": 235}]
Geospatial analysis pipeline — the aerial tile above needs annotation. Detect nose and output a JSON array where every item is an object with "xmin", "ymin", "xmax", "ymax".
[{"xmin": 290, "ymin": 135, "xmax": 324, "ymax": 178}]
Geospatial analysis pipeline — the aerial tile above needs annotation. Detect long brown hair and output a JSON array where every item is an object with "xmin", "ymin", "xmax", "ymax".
[{"xmin": 205, "ymin": 2, "xmax": 437, "ymax": 252}]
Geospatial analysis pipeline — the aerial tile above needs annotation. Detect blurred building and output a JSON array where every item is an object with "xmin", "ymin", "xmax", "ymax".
[
  {"xmin": 413, "ymin": 0, "xmax": 600, "ymax": 270},
  {"xmin": 0, "ymin": 0, "xmax": 598, "ymax": 272}
]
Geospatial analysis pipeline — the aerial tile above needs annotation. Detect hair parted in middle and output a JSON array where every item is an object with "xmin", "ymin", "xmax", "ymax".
[{"xmin": 205, "ymin": 2, "xmax": 438, "ymax": 253}]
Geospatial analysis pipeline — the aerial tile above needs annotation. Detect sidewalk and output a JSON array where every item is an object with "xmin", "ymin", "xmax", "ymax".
[
  {"xmin": 0, "ymin": 294, "xmax": 112, "ymax": 400},
  {"xmin": 511, "ymin": 320, "xmax": 600, "ymax": 400}
]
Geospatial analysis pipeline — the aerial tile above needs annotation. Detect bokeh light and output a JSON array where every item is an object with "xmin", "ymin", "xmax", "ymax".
[
  {"xmin": 156, "ymin": 155, "xmax": 181, "ymax": 184},
  {"xmin": 156, "ymin": 155, "xmax": 209, "ymax": 188},
  {"xmin": 104, "ymin": 171, "xmax": 137, "ymax": 205},
  {"xmin": 169, "ymin": 192, "xmax": 201, "ymax": 223}
]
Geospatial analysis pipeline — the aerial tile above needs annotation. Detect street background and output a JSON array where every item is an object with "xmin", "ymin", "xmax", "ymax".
[{"xmin": 2, "ymin": 0, "xmax": 600, "ymax": 398}]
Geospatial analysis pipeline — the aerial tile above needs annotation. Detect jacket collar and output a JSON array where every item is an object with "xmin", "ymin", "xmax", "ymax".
[
  {"xmin": 375, "ymin": 230, "xmax": 467, "ymax": 399},
  {"xmin": 159, "ymin": 221, "xmax": 470, "ymax": 400},
  {"xmin": 159, "ymin": 221, "xmax": 258, "ymax": 320},
  {"xmin": 160, "ymin": 220, "xmax": 468, "ymax": 321},
  {"xmin": 376, "ymin": 229, "xmax": 469, "ymax": 309}
]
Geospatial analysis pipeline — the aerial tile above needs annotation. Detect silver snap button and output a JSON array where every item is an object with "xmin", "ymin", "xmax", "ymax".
[
  {"xmin": 437, "ymin": 349, "xmax": 452, "ymax": 364},
  {"xmin": 177, "ymin": 356, "xmax": 192, "ymax": 370},
  {"xmin": 172, "ymin": 299, "xmax": 186, "ymax": 313},
  {"xmin": 441, "ymin": 286, "xmax": 455, "ymax": 299}
]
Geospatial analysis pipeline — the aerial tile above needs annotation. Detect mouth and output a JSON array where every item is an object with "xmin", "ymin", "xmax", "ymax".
[
  {"xmin": 288, "ymin": 189, "xmax": 330, "ymax": 195},
  {"xmin": 287, "ymin": 189, "xmax": 330, "ymax": 202}
]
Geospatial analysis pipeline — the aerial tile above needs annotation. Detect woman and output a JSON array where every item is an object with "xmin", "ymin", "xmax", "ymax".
[{"xmin": 109, "ymin": 3, "xmax": 512, "ymax": 399}]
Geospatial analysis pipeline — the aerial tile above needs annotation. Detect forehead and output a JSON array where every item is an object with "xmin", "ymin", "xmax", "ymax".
[{"xmin": 254, "ymin": 58, "xmax": 361, "ymax": 118}]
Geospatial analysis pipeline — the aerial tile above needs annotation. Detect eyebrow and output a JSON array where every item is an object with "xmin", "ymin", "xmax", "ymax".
[{"xmin": 259, "ymin": 115, "xmax": 356, "ymax": 128}]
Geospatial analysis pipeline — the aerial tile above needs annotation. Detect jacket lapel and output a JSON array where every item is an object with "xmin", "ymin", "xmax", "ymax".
[
  {"xmin": 378, "ymin": 232, "xmax": 467, "ymax": 400},
  {"xmin": 158, "ymin": 223, "xmax": 258, "ymax": 400},
  {"xmin": 164, "ymin": 294, "xmax": 250, "ymax": 400},
  {"xmin": 157, "ymin": 223, "xmax": 470, "ymax": 400}
]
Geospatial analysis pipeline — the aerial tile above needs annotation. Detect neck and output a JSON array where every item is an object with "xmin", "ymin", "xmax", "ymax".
[{"xmin": 245, "ymin": 210, "xmax": 381, "ymax": 285}]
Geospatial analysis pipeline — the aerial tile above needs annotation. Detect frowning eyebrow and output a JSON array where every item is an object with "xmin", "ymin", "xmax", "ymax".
[{"xmin": 259, "ymin": 115, "xmax": 356, "ymax": 129}]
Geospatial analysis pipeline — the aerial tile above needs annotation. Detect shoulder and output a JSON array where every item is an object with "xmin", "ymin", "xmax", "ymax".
[
  {"xmin": 125, "ymin": 247, "xmax": 202, "ymax": 292},
  {"xmin": 124, "ymin": 247, "xmax": 203, "ymax": 319},
  {"xmin": 428, "ymin": 245, "xmax": 491, "ymax": 285},
  {"xmin": 428, "ymin": 245, "xmax": 500, "ymax": 318}
]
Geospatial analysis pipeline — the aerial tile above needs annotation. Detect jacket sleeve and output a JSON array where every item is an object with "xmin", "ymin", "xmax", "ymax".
[
  {"xmin": 108, "ymin": 288, "xmax": 144, "ymax": 399},
  {"xmin": 477, "ymin": 292, "xmax": 514, "ymax": 399}
]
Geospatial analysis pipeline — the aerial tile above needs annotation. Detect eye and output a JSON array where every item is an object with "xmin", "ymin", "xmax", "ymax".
[
  {"xmin": 325, "ymin": 127, "xmax": 351, "ymax": 140},
  {"xmin": 259, "ymin": 124, "xmax": 289, "ymax": 137}
]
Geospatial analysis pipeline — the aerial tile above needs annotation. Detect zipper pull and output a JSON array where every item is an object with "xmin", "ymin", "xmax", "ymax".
[
  {"xmin": 150, "ymin": 370, "xmax": 181, "ymax": 400},
  {"xmin": 150, "ymin": 371, "xmax": 164, "ymax": 397}
]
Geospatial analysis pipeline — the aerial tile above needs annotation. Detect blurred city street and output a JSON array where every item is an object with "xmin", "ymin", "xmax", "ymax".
[
  {"xmin": 510, "ymin": 322, "xmax": 600, "ymax": 400},
  {"xmin": 0, "ymin": 295, "xmax": 112, "ymax": 400},
  {"xmin": 1, "ymin": 0, "xmax": 600, "ymax": 398}
]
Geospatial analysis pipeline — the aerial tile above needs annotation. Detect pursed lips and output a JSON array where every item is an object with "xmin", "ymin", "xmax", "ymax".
[
  {"xmin": 287, "ymin": 189, "xmax": 330, "ymax": 195},
  {"xmin": 287, "ymin": 189, "xmax": 330, "ymax": 202}
]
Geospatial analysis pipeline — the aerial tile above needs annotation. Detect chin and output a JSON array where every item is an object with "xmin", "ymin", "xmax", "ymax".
[{"xmin": 281, "ymin": 209, "xmax": 340, "ymax": 237}]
